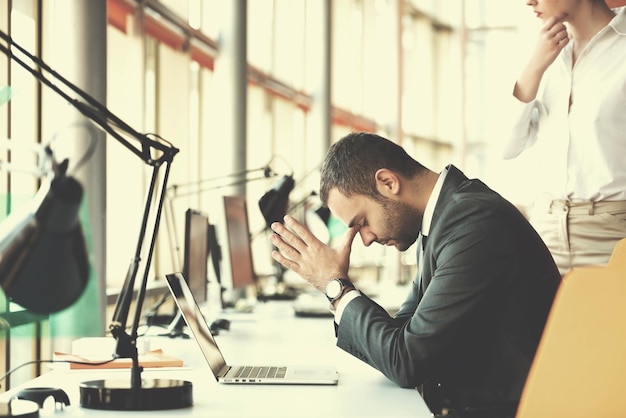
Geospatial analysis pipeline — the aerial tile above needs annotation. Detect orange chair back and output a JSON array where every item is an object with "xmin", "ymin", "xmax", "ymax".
[
  {"xmin": 516, "ymin": 261, "xmax": 626, "ymax": 418},
  {"xmin": 608, "ymin": 237, "xmax": 626, "ymax": 271}
]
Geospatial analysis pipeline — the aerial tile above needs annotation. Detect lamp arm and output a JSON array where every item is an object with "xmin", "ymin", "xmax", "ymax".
[
  {"xmin": 109, "ymin": 160, "xmax": 171, "ymax": 389},
  {"xmin": 1, "ymin": 30, "xmax": 178, "ymax": 385},
  {"xmin": 0, "ymin": 30, "xmax": 177, "ymax": 166},
  {"xmin": 110, "ymin": 162, "xmax": 170, "ymax": 335},
  {"xmin": 167, "ymin": 172, "xmax": 274, "ymax": 200}
]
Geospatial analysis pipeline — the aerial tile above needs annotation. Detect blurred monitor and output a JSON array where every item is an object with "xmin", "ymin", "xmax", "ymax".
[
  {"xmin": 223, "ymin": 195, "xmax": 256, "ymax": 290},
  {"xmin": 183, "ymin": 208, "xmax": 210, "ymax": 304}
]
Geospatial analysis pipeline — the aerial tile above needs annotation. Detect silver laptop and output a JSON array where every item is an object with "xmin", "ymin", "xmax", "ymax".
[{"xmin": 165, "ymin": 272, "xmax": 338, "ymax": 385}]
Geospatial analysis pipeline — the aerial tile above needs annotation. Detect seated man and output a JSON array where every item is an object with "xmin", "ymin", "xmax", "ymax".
[{"xmin": 270, "ymin": 132, "xmax": 561, "ymax": 418}]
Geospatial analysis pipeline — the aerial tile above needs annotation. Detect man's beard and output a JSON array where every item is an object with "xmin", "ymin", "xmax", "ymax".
[{"xmin": 379, "ymin": 197, "xmax": 421, "ymax": 252}]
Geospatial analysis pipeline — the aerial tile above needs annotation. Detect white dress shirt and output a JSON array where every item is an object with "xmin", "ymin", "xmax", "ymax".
[
  {"xmin": 334, "ymin": 167, "xmax": 449, "ymax": 324},
  {"xmin": 503, "ymin": 7, "xmax": 626, "ymax": 202}
]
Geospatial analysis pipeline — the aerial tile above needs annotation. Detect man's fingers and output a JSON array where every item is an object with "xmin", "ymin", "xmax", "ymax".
[
  {"xmin": 269, "ymin": 233, "xmax": 304, "ymax": 275},
  {"xmin": 271, "ymin": 249, "xmax": 299, "ymax": 272},
  {"xmin": 341, "ymin": 225, "xmax": 360, "ymax": 251},
  {"xmin": 283, "ymin": 215, "xmax": 316, "ymax": 243},
  {"xmin": 269, "ymin": 230, "xmax": 299, "ymax": 257},
  {"xmin": 270, "ymin": 219, "xmax": 307, "ymax": 252},
  {"xmin": 270, "ymin": 217, "xmax": 349, "ymax": 287}
]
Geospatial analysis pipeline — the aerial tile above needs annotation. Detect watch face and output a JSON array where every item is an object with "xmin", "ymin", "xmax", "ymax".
[{"xmin": 325, "ymin": 279, "xmax": 342, "ymax": 299}]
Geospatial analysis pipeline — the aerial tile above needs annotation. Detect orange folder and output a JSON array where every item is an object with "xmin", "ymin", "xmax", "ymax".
[{"xmin": 53, "ymin": 349, "xmax": 184, "ymax": 370}]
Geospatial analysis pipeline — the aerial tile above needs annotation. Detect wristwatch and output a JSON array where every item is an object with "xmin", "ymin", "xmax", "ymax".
[{"xmin": 325, "ymin": 278, "xmax": 354, "ymax": 303}]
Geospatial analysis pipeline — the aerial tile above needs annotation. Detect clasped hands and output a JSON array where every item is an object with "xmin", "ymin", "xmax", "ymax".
[{"xmin": 269, "ymin": 215, "xmax": 360, "ymax": 292}]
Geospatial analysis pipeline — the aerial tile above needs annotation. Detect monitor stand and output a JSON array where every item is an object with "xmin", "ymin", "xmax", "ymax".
[
  {"xmin": 160, "ymin": 311, "xmax": 189, "ymax": 339},
  {"xmin": 257, "ymin": 266, "xmax": 299, "ymax": 301},
  {"xmin": 258, "ymin": 283, "xmax": 299, "ymax": 301}
]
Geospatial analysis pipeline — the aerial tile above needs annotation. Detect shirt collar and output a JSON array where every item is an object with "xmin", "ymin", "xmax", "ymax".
[
  {"xmin": 610, "ymin": 7, "xmax": 626, "ymax": 36},
  {"xmin": 421, "ymin": 166, "xmax": 449, "ymax": 237}
]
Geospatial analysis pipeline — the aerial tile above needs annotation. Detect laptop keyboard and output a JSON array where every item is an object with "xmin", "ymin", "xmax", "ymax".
[{"xmin": 233, "ymin": 366, "xmax": 287, "ymax": 379}]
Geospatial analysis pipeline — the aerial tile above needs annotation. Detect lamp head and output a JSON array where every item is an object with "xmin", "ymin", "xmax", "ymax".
[
  {"xmin": 314, "ymin": 205, "xmax": 331, "ymax": 226},
  {"xmin": 0, "ymin": 159, "xmax": 89, "ymax": 314},
  {"xmin": 258, "ymin": 175, "xmax": 295, "ymax": 228}
]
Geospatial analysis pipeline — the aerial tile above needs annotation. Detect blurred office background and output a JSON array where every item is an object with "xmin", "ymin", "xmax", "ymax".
[{"xmin": 0, "ymin": 0, "xmax": 542, "ymax": 388}]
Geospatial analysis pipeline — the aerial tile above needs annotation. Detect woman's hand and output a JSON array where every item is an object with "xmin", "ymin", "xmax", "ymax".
[
  {"xmin": 529, "ymin": 15, "xmax": 570, "ymax": 73},
  {"xmin": 514, "ymin": 15, "xmax": 569, "ymax": 102}
]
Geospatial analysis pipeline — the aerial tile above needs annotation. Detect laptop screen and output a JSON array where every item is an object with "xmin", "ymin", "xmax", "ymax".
[{"xmin": 165, "ymin": 272, "xmax": 227, "ymax": 380}]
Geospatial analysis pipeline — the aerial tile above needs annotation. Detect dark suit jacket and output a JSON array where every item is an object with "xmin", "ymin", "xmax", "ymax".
[{"xmin": 336, "ymin": 165, "xmax": 561, "ymax": 414}]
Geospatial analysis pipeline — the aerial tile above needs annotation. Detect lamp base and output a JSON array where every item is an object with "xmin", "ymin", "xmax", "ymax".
[
  {"xmin": 0, "ymin": 399, "xmax": 39, "ymax": 418},
  {"xmin": 79, "ymin": 378, "xmax": 192, "ymax": 410}
]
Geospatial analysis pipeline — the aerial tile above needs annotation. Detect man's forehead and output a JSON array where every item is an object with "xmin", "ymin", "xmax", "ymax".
[{"xmin": 327, "ymin": 188, "xmax": 367, "ymax": 227}]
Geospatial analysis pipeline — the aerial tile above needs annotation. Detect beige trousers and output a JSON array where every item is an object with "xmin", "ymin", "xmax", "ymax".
[{"xmin": 529, "ymin": 199, "xmax": 626, "ymax": 276}]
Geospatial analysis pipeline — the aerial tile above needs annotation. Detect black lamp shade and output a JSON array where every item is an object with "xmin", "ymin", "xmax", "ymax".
[
  {"xmin": 258, "ymin": 175, "xmax": 295, "ymax": 228},
  {"xmin": 0, "ymin": 174, "xmax": 89, "ymax": 314}
]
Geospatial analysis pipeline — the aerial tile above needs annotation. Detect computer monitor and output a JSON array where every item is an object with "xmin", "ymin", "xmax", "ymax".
[
  {"xmin": 183, "ymin": 208, "xmax": 210, "ymax": 304},
  {"xmin": 223, "ymin": 195, "xmax": 256, "ymax": 290},
  {"xmin": 165, "ymin": 209, "xmax": 229, "ymax": 337}
]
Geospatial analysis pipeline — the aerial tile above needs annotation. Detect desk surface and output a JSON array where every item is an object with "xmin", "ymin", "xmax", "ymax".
[{"xmin": 0, "ymin": 301, "xmax": 433, "ymax": 417}]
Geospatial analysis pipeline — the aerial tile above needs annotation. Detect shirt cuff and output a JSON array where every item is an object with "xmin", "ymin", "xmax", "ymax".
[
  {"xmin": 502, "ymin": 98, "xmax": 540, "ymax": 159},
  {"xmin": 332, "ymin": 289, "xmax": 361, "ymax": 325}
]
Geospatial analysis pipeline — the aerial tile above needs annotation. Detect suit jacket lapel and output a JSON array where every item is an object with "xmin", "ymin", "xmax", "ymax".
[
  {"xmin": 417, "ymin": 233, "xmax": 426, "ymax": 300},
  {"xmin": 429, "ymin": 165, "xmax": 466, "ymax": 234},
  {"xmin": 395, "ymin": 165, "xmax": 470, "ymax": 319},
  {"xmin": 420, "ymin": 165, "xmax": 468, "ymax": 295}
]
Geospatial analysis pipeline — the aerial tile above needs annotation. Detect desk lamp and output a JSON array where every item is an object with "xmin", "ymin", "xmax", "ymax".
[
  {"xmin": 258, "ymin": 174, "xmax": 295, "ymax": 229},
  {"xmin": 258, "ymin": 174, "xmax": 328, "ymax": 300},
  {"xmin": 0, "ymin": 31, "xmax": 192, "ymax": 410},
  {"xmin": 0, "ymin": 143, "xmax": 88, "ymax": 315}
]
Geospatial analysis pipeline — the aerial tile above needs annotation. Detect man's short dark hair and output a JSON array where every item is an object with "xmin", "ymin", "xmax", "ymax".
[{"xmin": 319, "ymin": 132, "xmax": 427, "ymax": 205}]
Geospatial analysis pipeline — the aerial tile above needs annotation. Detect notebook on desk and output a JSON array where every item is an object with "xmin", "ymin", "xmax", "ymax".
[{"xmin": 165, "ymin": 272, "xmax": 338, "ymax": 385}]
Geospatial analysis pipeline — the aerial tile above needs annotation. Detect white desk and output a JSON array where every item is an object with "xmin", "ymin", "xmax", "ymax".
[{"xmin": 0, "ymin": 301, "xmax": 433, "ymax": 417}]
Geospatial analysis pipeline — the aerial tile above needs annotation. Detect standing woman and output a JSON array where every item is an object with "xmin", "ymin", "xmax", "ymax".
[{"xmin": 504, "ymin": 0, "xmax": 626, "ymax": 275}]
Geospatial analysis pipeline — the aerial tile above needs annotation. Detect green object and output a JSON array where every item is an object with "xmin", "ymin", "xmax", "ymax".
[
  {"xmin": 327, "ymin": 214, "xmax": 347, "ymax": 240},
  {"xmin": 0, "ymin": 86, "xmax": 13, "ymax": 106}
]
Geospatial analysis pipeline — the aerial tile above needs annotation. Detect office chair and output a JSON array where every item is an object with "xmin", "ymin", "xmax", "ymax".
[
  {"xmin": 608, "ymin": 237, "xmax": 626, "ymax": 271},
  {"xmin": 515, "ymin": 242, "xmax": 626, "ymax": 418}
]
